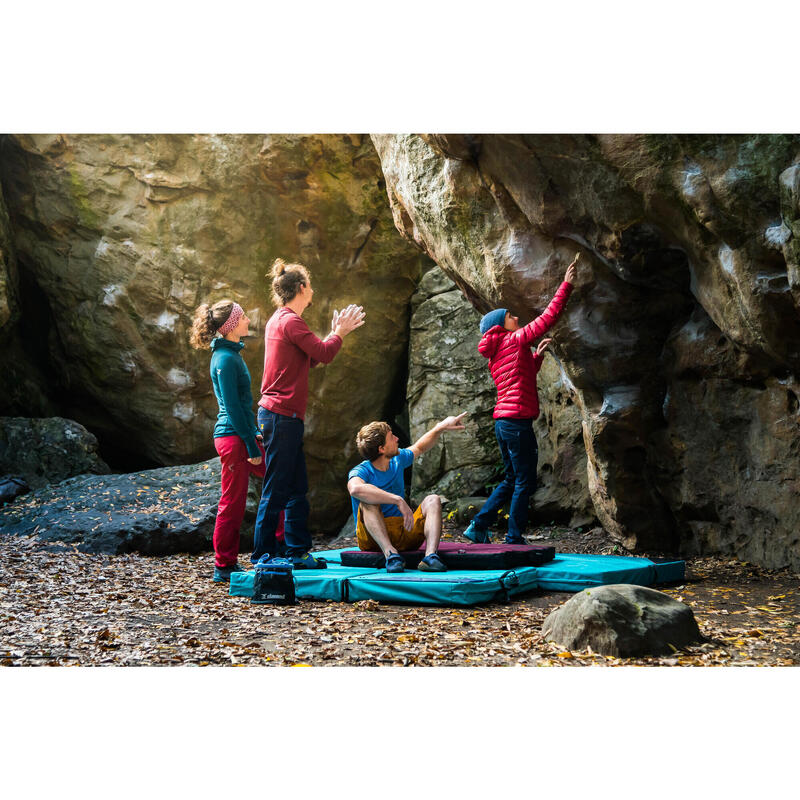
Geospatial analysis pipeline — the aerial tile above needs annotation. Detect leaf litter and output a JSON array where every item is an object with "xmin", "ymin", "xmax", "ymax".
[{"xmin": 1, "ymin": 522, "xmax": 798, "ymax": 667}]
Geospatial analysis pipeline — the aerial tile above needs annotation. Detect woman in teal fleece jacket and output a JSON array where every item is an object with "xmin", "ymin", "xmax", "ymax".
[{"xmin": 190, "ymin": 299, "xmax": 265, "ymax": 582}]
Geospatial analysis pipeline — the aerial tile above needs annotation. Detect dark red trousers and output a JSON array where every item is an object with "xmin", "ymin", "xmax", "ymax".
[{"xmin": 213, "ymin": 436, "xmax": 267, "ymax": 568}]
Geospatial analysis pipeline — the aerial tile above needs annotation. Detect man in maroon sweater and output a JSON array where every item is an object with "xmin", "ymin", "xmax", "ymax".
[
  {"xmin": 464, "ymin": 254, "xmax": 579, "ymax": 544},
  {"xmin": 252, "ymin": 258, "xmax": 365, "ymax": 568}
]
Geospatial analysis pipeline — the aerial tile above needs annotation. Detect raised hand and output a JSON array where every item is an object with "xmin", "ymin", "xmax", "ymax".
[
  {"xmin": 565, "ymin": 252, "xmax": 580, "ymax": 285},
  {"xmin": 330, "ymin": 308, "xmax": 341, "ymax": 333},
  {"xmin": 438, "ymin": 411, "xmax": 467, "ymax": 432},
  {"xmin": 334, "ymin": 304, "xmax": 366, "ymax": 337},
  {"xmin": 536, "ymin": 338, "xmax": 553, "ymax": 357}
]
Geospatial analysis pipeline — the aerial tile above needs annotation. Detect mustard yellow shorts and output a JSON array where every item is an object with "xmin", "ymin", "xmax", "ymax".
[{"xmin": 356, "ymin": 503, "xmax": 426, "ymax": 552}]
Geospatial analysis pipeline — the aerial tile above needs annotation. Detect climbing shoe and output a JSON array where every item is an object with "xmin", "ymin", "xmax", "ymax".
[
  {"xmin": 291, "ymin": 552, "xmax": 328, "ymax": 570},
  {"xmin": 463, "ymin": 520, "xmax": 491, "ymax": 544},
  {"xmin": 385, "ymin": 553, "xmax": 406, "ymax": 573},
  {"xmin": 213, "ymin": 563, "xmax": 247, "ymax": 583},
  {"xmin": 418, "ymin": 553, "xmax": 447, "ymax": 572}
]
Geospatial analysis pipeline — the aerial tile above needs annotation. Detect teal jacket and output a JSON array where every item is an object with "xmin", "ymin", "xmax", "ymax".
[{"xmin": 210, "ymin": 338, "xmax": 260, "ymax": 457}]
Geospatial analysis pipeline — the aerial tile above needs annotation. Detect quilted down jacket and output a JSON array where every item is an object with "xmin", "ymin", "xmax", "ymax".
[{"xmin": 478, "ymin": 281, "xmax": 573, "ymax": 419}]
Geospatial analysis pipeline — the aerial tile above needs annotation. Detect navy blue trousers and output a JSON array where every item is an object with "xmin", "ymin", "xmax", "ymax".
[
  {"xmin": 471, "ymin": 418, "xmax": 538, "ymax": 543},
  {"xmin": 251, "ymin": 407, "xmax": 311, "ymax": 562}
]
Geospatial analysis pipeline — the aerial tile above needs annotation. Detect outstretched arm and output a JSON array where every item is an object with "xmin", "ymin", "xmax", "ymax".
[
  {"xmin": 514, "ymin": 253, "xmax": 579, "ymax": 347},
  {"xmin": 409, "ymin": 412, "xmax": 467, "ymax": 459}
]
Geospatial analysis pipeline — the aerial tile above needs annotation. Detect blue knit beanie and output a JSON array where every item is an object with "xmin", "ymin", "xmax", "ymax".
[{"xmin": 479, "ymin": 308, "xmax": 508, "ymax": 334}]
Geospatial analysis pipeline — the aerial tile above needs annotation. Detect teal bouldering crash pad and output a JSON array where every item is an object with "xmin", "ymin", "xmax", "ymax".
[{"xmin": 228, "ymin": 549, "xmax": 685, "ymax": 607}]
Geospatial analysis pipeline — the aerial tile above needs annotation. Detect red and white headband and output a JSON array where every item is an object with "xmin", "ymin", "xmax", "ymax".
[{"xmin": 218, "ymin": 302, "xmax": 244, "ymax": 335}]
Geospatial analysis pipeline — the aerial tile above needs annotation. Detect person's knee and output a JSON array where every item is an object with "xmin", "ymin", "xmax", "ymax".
[
  {"xmin": 422, "ymin": 494, "xmax": 442, "ymax": 513},
  {"xmin": 360, "ymin": 503, "xmax": 384, "ymax": 525}
]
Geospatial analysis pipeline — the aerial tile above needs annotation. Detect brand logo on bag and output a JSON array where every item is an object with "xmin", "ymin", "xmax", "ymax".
[{"xmin": 265, "ymin": 593, "xmax": 286, "ymax": 599}]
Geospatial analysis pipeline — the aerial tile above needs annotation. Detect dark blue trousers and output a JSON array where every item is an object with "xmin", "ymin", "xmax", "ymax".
[
  {"xmin": 472, "ymin": 418, "xmax": 538, "ymax": 543},
  {"xmin": 251, "ymin": 407, "xmax": 311, "ymax": 562}
]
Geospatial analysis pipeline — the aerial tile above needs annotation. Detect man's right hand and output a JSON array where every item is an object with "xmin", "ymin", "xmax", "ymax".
[
  {"xmin": 565, "ymin": 252, "xmax": 580, "ymax": 285},
  {"xmin": 396, "ymin": 496, "xmax": 415, "ymax": 532},
  {"xmin": 437, "ymin": 412, "xmax": 467, "ymax": 432},
  {"xmin": 333, "ymin": 304, "xmax": 366, "ymax": 338}
]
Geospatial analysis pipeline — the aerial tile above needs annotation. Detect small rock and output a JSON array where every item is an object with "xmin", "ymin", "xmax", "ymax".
[{"xmin": 542, "ymin": 584, "xmax": 702, "ymax": 657}]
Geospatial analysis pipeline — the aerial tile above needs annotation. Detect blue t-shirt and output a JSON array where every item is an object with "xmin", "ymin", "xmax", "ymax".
[{"xmin": 348, "ymin": 448, "xmax": 415, "ymax": 521}]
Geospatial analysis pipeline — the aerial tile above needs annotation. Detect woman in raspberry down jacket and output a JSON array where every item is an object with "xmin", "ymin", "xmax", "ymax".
[{"xmin": 464, "ymin": 255, "xmax": 579, "ymax": 544}]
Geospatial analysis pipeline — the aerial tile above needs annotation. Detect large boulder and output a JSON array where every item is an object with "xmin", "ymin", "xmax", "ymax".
[
  {"xmin": 373, "ymin": 134, "xmax": 800, "ymax": 568},
  {"xmin": 0, "ymin": 135, "xmax": 431, "ymax": 531},
  {"xmin": 533, "ymin": 355, "xmax": 595, "ymax": 527},
  {"xmin": 0, "ymin": 416, "xmax": 109, "ymax": 489},
  {"xmin": 407, "ymin": 266, "xmax": 593, "ymax": 525},
  {"xmin": 407, "ymin": 266, "xmax": 498, "ymax": 501},
  {"xmin": 542, "ymin": 584, "xmax": 703, "ymax": 657},
  {"xmin": 0, "ymin": 458, "xmax": 257, "ymax": 555}
]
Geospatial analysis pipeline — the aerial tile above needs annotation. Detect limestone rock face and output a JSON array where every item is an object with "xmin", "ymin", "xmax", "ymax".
[
  {"xmin": 0, "ymin": 417, "xmax": 109, "ymax": 489},
  {"xmin": 542, "ymin": 584, "xmax": 702, "ymax": 657},
  {"xmin": 407, "ymin": 266, "xmax": 593, "ymax": 525},
  {"xmin": 0, "ymin": 135, "xmax": 430, "ymax": 531},
  {"xmin": 373, "ymin": 134, "xmax": 800, "ymax": 568}
]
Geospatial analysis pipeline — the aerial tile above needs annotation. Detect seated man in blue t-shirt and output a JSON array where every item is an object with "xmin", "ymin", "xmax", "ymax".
[{"xmin": 347, "ymin": 413, "xmax": 467, "ymax": 573}]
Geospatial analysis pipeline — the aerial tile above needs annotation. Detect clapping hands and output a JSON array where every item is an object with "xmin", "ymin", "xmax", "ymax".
[{"xmin": 332, "ymin": 304, "xmax": 366, "ymax": 338}]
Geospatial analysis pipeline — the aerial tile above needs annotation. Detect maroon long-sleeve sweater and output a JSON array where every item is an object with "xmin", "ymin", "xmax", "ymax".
[
  {"xmin": 478, "ymin": 282, "xmax": 573, "ymax": 420},
  {"xmin": 259, "ymin": 307, "xmax": 342, "ymax": 420}
]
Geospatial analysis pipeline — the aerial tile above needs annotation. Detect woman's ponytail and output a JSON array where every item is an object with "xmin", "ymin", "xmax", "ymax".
[{"xmin": 189, "ymin": 300, "xmax": 234, "ymax": 349}]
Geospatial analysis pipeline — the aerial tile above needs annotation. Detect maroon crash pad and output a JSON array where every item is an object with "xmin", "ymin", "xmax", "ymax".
[{"xmin": 339, "ymin": 541, "xmax": 555, "ymax": 570}]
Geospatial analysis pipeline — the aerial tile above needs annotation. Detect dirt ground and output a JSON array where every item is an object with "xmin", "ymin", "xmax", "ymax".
[{"xmin": 1, "ymin": 522, "xmax": 798, "ymax": 667}]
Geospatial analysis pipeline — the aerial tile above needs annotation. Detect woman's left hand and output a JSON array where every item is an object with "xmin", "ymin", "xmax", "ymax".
[
  {"xmin": 536, "ymin": 338, "xmax": 553, "ymax": 356},
  {"xmin": 248, "ymin": 455, "xmax": 263, "ymax": 465}
]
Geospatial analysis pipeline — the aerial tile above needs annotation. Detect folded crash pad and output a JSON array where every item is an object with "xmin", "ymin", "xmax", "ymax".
[
  {"xmin": 229, "ymin": 564, "xmax": 378, "ymax": 602},
  {"xmin": 339, "ymin": 541, "xmax": 555, "ymax": 570},
  {"xmin": 230, "ymin": 565, "xmax": 539, "ymax": 606}
]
